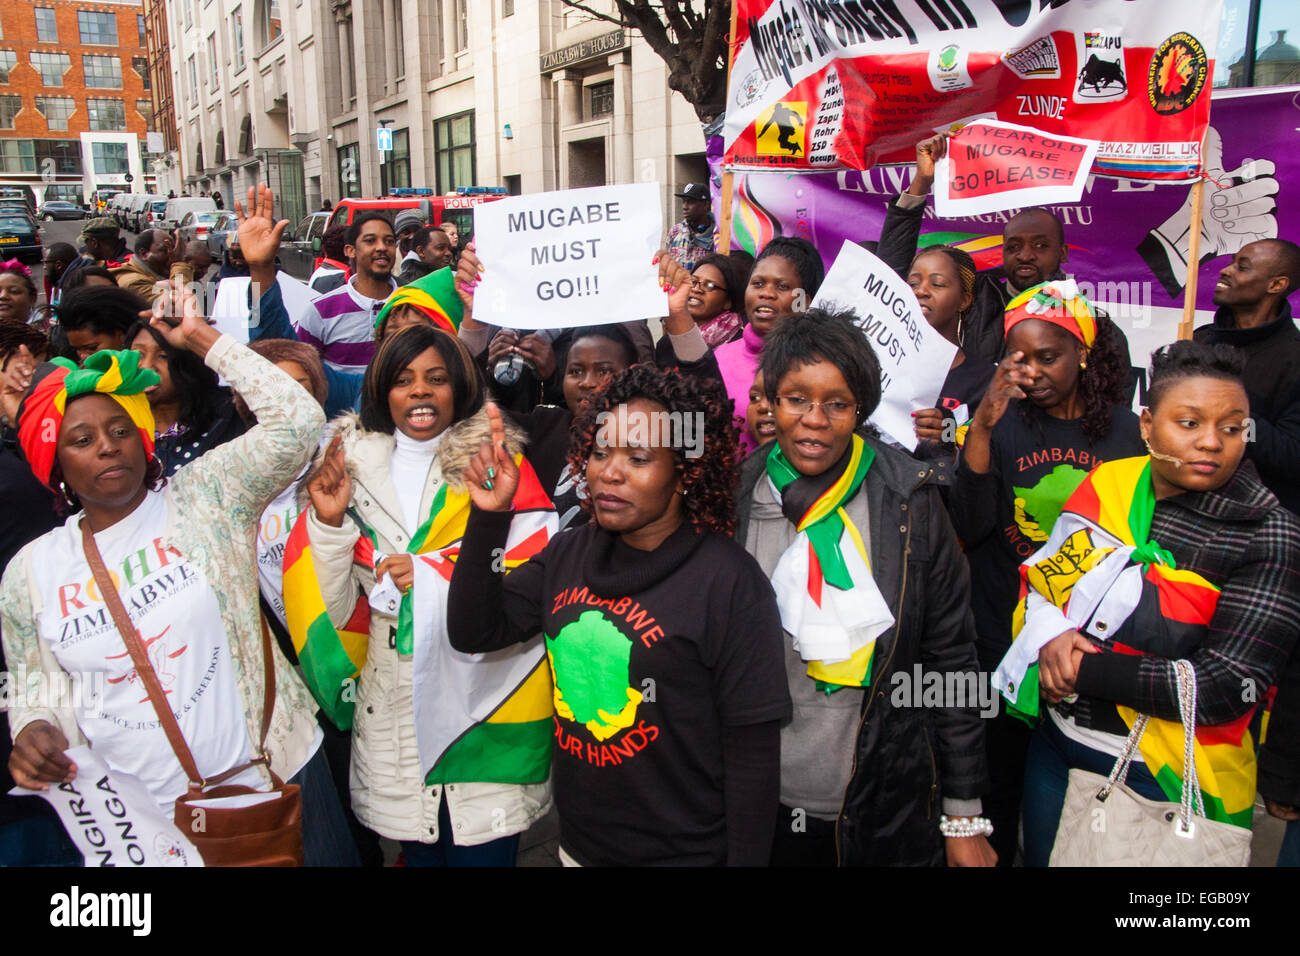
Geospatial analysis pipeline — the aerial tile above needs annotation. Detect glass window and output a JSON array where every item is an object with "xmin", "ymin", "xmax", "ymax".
[
  {"xmin": 30, "ymin": 52, "xmax": 71, "ymax": 87},
  {"xmin": 337, "ymin": 142, "xmax": 361, "ymax": 198},
  {"xmin": 92, "ymin": 141, "xmax": 129, "ymax": 174},
  {"xmin": 0, "ymin": 95, "xmax": 21, "ymax": 130},
  {"xmin": 1254, "ymin": 0, "xmax": 1300, "ymax": 86},
  {"xmin": 138, "ymin": 14, "xmax": 147, "ymax": 47},
  {"xmin": 133, "ymin": 57, "xmax": 151, "ymax": 90},
  {"xmin": 34, "ymin": 96, "xmax": 75, "ymax": 131},
  {"xmin": 233, "ymin": 7, "xmax": 245, "ymax": 70},
  {"xmin": 0, "ymin": 140, "xmax": 37, "ymax": 173},
  {"xmin": 394, "ymin": 1, "xmax": 404, "ymax": 78},
  {"xmin": 0, "ymin": 51, "xmax": 14, "ymax": 84},
  {"xmin": 87, "ymin": 98, "xmax": 126, "ymax": 130},
  {"xmin": 137, "ymin": 99, "xmax": 154, "ymax": 130},
  {"xmin": 503, "ymin": 0, "xmax": 514, "ymax": 16},
  {"xmin": 35, "ymin": 8, "xmax": 58, "ymax": 43},
  {"xmin": 589, "ymin": 81, "xmax": 614, "ymax": 118},
  {"xmin": 389, "ymin": 128, "xmax": 410, "ymax": 189},
  {"xmin": 262, "ymin": 0, "xmax": 282, "ymax": 47},
  {"xmin": 207, "ymin": 35, "xmax": 218, "ymax": 87},
  {"xmin": 188, "ymin": 54, "xmax": 198, "ymax": 99},
  {"xmin": 434, "ymin": 110, "xmax": 475, "ymax": 193},
  {"xmin": 454, "ymin": 0, "xmax": 468, "ymax": 52},
  {"xmin": 78, "ymin": 11, "xmax": 119, "ymax": 46},
  {"xmin": 35, "ymin": 139, "xmax": 81, "ymax": 175},
  {"xmin": 83, "ymin": 55, "xmax": 123, "ymax": 89}
]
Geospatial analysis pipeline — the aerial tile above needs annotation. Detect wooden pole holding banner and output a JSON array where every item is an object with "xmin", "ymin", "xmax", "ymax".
[
  {"xmin": 1178, "ymin": 177, "xmax": 1206, "ymax": 340},
  {"xmin": 717, "ymin": 0, "xmax": 740, "ymax": 254}
]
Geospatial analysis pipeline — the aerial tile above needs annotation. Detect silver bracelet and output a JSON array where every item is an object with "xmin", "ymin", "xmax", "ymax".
[{"xmin": 939, "ymin": 814, "xmax": 994, "ymax": 838}]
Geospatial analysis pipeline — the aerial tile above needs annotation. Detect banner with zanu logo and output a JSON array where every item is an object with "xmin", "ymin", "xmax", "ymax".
[{"xmin": 723, "ymin": 0, "xmax": 1223, "ymax": 181}]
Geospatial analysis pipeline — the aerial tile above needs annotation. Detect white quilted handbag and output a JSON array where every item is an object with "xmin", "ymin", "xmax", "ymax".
[{"xmin": 1049, "ymin": 660, "xmax": 1252, "ymax": 867}]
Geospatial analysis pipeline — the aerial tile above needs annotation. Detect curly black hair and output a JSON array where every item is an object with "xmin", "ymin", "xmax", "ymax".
[
  {"xmin": 567, "ymin": 364, "xmax": 739, "ymax": 536},
  {"xmin": 1147, "ymin": 340, "xmax": 1247, "ymax": 412},
  {"xmin": 125, "ymin": 319, "xmax": 225, "ymax": 433},
  {"xmin": 1011, "ymin": 312, "xmax": 1130, "ymax": 443}
]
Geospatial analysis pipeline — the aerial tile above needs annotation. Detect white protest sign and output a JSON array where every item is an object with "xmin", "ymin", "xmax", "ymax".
[
  {"xmin": 10, "ymin": 746, "xmax": 204, "ymax": 867},
  {"xmin": 810, "ymin": 241, "xmax": 957, "ymax": 451},
  {"xmin": 935, "ymin": 119, "xmax": 1100, "ymax": 217},
  {"xmin": 211, "ymin": 273, "xmax": 316, "ymax": 344},
  {"xmin": 473, "ymin": 182, "xmax": 665, "ymax": 330}
]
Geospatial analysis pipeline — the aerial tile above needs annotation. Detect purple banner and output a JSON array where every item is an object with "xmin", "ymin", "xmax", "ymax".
[{"xmin": 711, "ymin": 86, "xmax": 1300, "ymax": 370}]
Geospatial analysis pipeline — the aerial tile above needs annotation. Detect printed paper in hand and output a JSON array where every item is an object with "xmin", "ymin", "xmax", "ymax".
[
  {"xmin": 472, "ymin": 182, "xmax": 666, "ymax": 330},
  {"xmin": 9, "ymin": 746, "xmax": 204, "ymax": 866},
  {"xmin": 210, "ymin": 273, "xmax": 317, "ymax": 344},
  {"xmin": 810, "ymin": 241, "xmax": 957, "ymax": 451}
]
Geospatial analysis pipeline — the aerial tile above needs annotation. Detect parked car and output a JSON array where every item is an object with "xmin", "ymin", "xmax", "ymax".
[
  {"xmin": 176, "ymin": 210, "xmax": 222, "ymax": 244},
  {"xmin": 279, "ymin": 211, "xmax": 332, "ymax": 280},
  {"xmin": 126, "ymin": 193, "xmax": 161, "ymax": 232},
  {"xmin": 0, "ymin": 212, "xmax": 42, "ymax": 264},
  {"xmin": 36, "ymin": 200, "xmax": 86, "ymax": 221},
  {"xmin": 202, "ymin": 212, "xmax": 239, "ymax": 259},
  {"xmin": 108, "ymin": 194, "xmax": 131, "ymax": 229},
  {"xmin": 141, "ymin": 198, "xmax": 169, "ymax": 233},
  {"xmin": 162, "ymin": 196, "xmax": 217, "ymax": 231}
]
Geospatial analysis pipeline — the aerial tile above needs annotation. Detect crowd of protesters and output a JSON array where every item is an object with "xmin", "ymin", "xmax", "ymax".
[{"xmin": 1, "ymin": 134, "xmax": 1299, "ymax": 869}]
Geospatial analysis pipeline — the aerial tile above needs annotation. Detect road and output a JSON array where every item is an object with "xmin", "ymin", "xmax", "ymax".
[{"xmin": 30, "ymin": 217, "xmax": 97, "ymax": 308}]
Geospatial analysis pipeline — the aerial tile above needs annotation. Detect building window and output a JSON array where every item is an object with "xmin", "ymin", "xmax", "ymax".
[
  {"xmin": 138, "ymin": 14, "xmax": 147, "ymax": 47},
  {"xmin": 78, "ymin": 11, "xmax": 119, "ymax": 46},
  {"xmin": 34, "ymin": 96, "xmax": 75, "ymax": 131},
  {"xmin": 394, "ymin": 0, "xmax": 405, "ymax": 78},
  {"xmin": 0, "ymin": 139, "xmax": 37, "ymax": 173},
  {"xmin": 184, "ymin": 0, "xmax": 192, "ymax": 30},
  {"xmin": 83, "ymin": 55, "xmax": 123, "ymax": 89},
  {"xmin": 92, "ymin": 141, "xmax": 130, "ymax": 174},
  {"xmin": 133, "ymin": 57, "xmax": 151, "ymax": 90},
  {"xmin": 35, "ymin": 8, "xmax": 58, "ymax": 43},
  {"xmin": 589, "ymin": 81, "xmax": 614, "ymax": 118},
  {"xmin": 87, "ymin": 97, "xmax": 126, "ymax": 130},
  {"xmin": 337, "ymin": 142, "xmax": 361, "ymax": 198},
  {"xmin": 188, "ymin": 54, "xmax": 198, "ymax": 100},
  {"xmin": 503, "ymin": 0, "xmax": 514, "ymax": 16},
  {"xmin": 233, "ymin": 7, "xmax": 245, "ymax": 70},
  {"xmin": 260, "ymin": 0, "xmax": 282, "ymax": 47},
  {"xmin": 1219, "ymin": 0, "xmax": 1300, "ymax": 87},
  {"xmin": 30, "ymin": 52, "xmax": 70, "ymax": 87},
  {"xmin": 454, "ymin": 0, "xmax": 468, "ymax": 52},
  {"xmin": 388, "ymin": 128, "xmax": 411, "ymax": 189},
  {"xmin": 207, "ymin": 35, "xmax": 218, "ymax": 87},
  {"xmin": 0, "ymin": 51, "xmax": 14, "ymax": 84},
  {"xmin": 35, "ymin": 139, "xmax": 81, "ymax": 174},
  {"xmin": 434, "ymin": 110, "xmax": 475, "ymax": 193},
  {"xmin": 0, "ymin": 95, "xmax": 21, "ymax": 130},
  {"xmin": 137, "ymin": 99, "xmax": 154, "ymax": 129}
]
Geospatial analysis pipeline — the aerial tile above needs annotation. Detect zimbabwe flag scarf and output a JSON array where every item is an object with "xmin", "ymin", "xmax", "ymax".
[
  {"xmin": 765, "ymin": 434, "xmax": 894, "ymax": 693},
  {"xmin": 282, "ymin": 448, "xmax": 556, "ymax": 786},
  {"xmin": 993, "ymin": 456, "xmax": 1258, "ymax": 828}
]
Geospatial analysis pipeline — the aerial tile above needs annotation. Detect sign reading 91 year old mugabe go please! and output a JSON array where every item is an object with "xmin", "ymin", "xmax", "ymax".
[{"xmin": 723, "ymin": 0, "xmax": 1222, "ymax": 182}]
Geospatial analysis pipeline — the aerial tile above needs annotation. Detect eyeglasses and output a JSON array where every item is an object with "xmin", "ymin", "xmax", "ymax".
[
  {"xmin": 774, "ymin": 395, "xmax": 859, "ymax": 421},
  {"xmin": 688, "ymin": 276, "xmax": 726, "ymax": 294}
]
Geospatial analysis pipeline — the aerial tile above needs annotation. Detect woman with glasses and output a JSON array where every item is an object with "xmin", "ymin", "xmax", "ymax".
[
  {"xmin": 657, "ymin": 253, "xmax": 749, "ymax": 354},
  {"xmin": 735, "ymin": 306, "xmax": 993, "ymax": 866}
]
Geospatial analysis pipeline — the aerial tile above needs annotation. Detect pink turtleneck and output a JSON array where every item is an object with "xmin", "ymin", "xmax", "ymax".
[{"xmin": 714, "ymin": 323, "xmax": 766, "ymax": 454}]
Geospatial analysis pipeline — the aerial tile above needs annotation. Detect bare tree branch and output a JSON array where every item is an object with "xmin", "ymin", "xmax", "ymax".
[{"xmin": 561, "ymin": 0, "xmax": 624, "ymax": 27}]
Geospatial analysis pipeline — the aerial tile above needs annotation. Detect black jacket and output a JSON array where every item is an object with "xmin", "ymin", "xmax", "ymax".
[
  {"xmin": 735, "ymin": 436, "xmax": 988, "ymax": 865},
  {"xmin": 1194, "ymin": 300, "xmax": 1300, "ymax": 514}
]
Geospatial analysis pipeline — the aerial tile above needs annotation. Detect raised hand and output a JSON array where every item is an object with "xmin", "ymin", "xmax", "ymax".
[
  {"xmin": 307, "ymin": 433, "xmax": 352, "ymax": 527},
  {"xmin": 909, "ymin": 132, "xmax": 953, "ymax": 196},
  {"xmin": 973, "ymin": 351, "xmax": 1033, "ymax": 432},
  {"xmin": 234, "ymin": 183, "xmax": 290, "ymax": 270},
  {"xmin": 912, "ymin": 407, "xmax": 948, "ymax": 443},
  {"xmin": 454, "ymin": 241, "xmax": 482, "ymax": 319},
  {"xmin": 147, "ymin": 276, "xmax": 220, "ymax": 358},
  {"xmin": 465, "ymin": 402, "xmax": 519, "ymax": 512},
  {"xmin": 653, "ymin": 249, "xmax": 693, "ymax": 334}
]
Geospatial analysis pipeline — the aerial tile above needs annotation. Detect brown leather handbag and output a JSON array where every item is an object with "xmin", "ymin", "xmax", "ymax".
[{"xmin": 82, "ymin": 518, "xmax": 304, "ymax": 866}]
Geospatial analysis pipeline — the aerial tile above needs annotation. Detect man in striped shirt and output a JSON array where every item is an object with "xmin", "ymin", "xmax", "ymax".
[{"xmin": 296, "ymin": 212, "xmax": 398, "ymax": 391}]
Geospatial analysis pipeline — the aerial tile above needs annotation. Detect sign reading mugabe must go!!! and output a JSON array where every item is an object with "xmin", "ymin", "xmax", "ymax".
[{"xmin": 472, "ymin": 182, "xmax": 666, "ymax": 331}]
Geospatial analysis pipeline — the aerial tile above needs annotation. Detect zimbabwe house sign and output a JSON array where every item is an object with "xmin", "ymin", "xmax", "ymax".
[{"xmin": 541, "ymin": 30, "xmax": 626, "ymax": 72}]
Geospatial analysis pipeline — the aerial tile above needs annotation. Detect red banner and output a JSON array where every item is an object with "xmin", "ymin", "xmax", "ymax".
[{"xmin": 722, "ymin": 0, "xmax": 1223, "ymax": 181}]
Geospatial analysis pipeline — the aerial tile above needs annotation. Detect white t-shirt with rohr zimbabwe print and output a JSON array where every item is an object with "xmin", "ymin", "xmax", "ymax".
[{"xmin": 30, "ymin": 491, "xmax": 261, "ymax": 810}]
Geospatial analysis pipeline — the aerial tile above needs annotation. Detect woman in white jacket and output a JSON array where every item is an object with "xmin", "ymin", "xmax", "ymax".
[{"xmin": 302, "ymin": 322, "xmax": 550, "ymax": 865}]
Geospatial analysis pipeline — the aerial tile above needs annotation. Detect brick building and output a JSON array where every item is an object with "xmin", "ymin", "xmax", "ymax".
[{"xmin": 0, "ymin": 0, "xmax": 154, "ymax": 206}]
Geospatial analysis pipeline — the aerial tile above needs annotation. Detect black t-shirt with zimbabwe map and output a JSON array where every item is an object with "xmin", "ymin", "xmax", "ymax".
[
  {"xmin": 950, "ymin": 403, "xmax": 1143, "ymax": 669},
  {"xmin": 450, "ymin": 512, "xmax": 791, "ymax": 866}
]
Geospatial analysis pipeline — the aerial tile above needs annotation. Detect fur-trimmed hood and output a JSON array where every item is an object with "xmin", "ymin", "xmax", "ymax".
[{"xmin": 295, "ymin": 405, "xmax": 529, "ymax": 509}]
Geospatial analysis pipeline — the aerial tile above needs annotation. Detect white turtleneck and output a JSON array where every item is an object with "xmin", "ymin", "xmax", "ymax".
[{"xmin": 390, "ymin": 429, "xmax": 443, "ymax": 535}]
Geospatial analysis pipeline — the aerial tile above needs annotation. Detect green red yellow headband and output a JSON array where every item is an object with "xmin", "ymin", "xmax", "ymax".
[
  {"xmin": 375, "ymin": 267, "xmax": 463, "ymax": 335},
  {"xmin": 18, "ymin": 350, "xmax": 159, "ymax": 488},
  {"xmin": 1004, "ymin": 279, "xmax": 1096, "ymax": 348}
]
